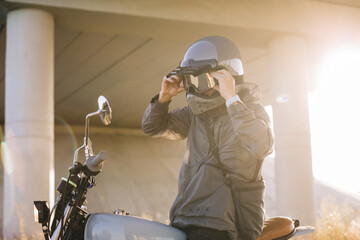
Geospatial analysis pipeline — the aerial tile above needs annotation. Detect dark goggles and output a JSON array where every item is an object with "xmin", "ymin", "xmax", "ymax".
[
  {"xmin": 166, "ymin": 59, "xmax": 226, "ymax": 93},
  {"xmin": 183, "ymin": 72, "xmax": 218, "ymax": 93}
]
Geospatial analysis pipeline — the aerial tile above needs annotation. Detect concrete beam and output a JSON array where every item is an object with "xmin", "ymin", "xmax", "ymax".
[{"xmin": 6, "ymin": 0, "xmax": 360, "ymax": 42}]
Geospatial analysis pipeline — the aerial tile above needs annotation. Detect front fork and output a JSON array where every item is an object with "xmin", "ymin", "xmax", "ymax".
[{"xmin": 51, "ymin": 205, "xmax": 73, "ymax": 240}]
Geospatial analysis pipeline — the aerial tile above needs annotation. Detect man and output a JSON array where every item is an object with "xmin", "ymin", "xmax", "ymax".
[{"xmin": 142, "ymin": 36, "xmax": 274, "ymax": 240}]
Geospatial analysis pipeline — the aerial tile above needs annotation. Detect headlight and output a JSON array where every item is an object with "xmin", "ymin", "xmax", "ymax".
[{"xmin": 33, "ymin": 201, "xmax": 49, "ymax": 224}]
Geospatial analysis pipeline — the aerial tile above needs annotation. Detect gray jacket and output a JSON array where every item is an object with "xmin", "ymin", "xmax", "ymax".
[{"xmin": 142, "ymin": 83, "xmax": 274, "ymax": 239}]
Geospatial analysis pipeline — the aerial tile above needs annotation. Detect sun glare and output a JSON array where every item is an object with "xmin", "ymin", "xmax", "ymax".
[{"xmin": 309, "ymin": 46, "xmax": 360, "ymax": 194}]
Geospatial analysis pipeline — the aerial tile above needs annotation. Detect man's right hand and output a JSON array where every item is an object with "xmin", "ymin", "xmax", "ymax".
[{"xmin": 158, "ymin": 75, "xmax": 185, "ymax": 103}]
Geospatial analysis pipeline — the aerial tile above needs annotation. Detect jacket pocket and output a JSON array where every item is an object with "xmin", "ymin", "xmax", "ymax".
[
  {"xmin": 231, "ymin": 180, "xmax": 265, "ymax": 240},
  {"xmin": 181, "ymin": 183, "xmax": 234, "ymax": 219}
]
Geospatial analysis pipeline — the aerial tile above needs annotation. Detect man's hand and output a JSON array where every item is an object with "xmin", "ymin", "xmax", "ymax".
[
  {"xmin": 158, "ymin": 75, "xmax": 185, "ymax": 103},
  {"xmin": 210, "ymin": 69, "xmax": 236, "ymax": 100}
]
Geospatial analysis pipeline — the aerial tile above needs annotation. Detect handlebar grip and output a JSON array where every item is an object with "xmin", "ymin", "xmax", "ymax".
[{"xmin": 85, "ymin": 151, "xmax": 108, "ymax": 173}]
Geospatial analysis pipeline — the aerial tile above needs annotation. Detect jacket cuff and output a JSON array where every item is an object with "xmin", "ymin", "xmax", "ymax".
[
  {"xmin": 150, "ymin": 94, "xmax": 160, "ymax": 103},
  {"xmin": 226, "ymin": 95, "xmax": 241, "ymax": 108},
  {"xmin": 150, "ymin": 94, "xmax": 171, "ymax": 110}
]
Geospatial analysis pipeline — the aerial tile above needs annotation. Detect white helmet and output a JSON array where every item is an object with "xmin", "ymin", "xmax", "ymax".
[{"xmin": 180, "ymin": 36, "xmax": 244, "ymax": 115}]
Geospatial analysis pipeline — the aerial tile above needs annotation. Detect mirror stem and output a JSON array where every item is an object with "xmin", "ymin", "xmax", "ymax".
[
  {"xmin": 73, "ymin": 144, "xmax": 84, "ymax": 165},
  {"xmin": 84, "ymin": 110, "xmax": 101, "ymax": 158}
]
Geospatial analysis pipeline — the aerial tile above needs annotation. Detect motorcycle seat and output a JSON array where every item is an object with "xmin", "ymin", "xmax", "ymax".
[{"xmin": 256, "ymin": 216, "xmax": 299, "ymax": 240}]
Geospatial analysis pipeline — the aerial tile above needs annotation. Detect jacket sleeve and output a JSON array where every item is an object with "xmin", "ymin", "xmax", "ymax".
[
  {"xmin": 227, "ymin": 101, "xmax": 274, "ymax": 159},
  {"xmin": 142, "ymin": 94, "xmax": 192, "ymax": 140}
]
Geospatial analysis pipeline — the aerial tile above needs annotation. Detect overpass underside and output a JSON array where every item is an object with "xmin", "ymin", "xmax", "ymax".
[{"xmin": 0, "ymin": 0, "xmax": 360, "ymax": 237}]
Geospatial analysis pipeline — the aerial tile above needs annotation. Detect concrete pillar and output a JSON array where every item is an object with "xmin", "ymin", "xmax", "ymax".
[
  {"xmin": 268, "ymin": 36, "xmax": 315, "ymax": 225},
  {"xmin": 3, "ymin": 9, "xmax": 54, "ymax": 238}
]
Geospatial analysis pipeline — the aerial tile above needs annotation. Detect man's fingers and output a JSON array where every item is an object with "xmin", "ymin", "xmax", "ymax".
[
  {"xmin": 211, "ymin": 69, "xmax": 229, "ymax": 77},
  {"xmin": 210, "ymin": 72, "xmax": 223, "ymax": 80},
  {"xmin": 165, "ymin": 77, "xmax": 174, "ymax": 83},
  {"xmin": 213, "ymin": 85, "xmax": 220, "ymax": 92},
  {"xmin": 164, "ymin": 75, "xmax": 182, "ymax": 83},
  {"xmin": 170, "ymin": 75, "xmax": 182, "ymax": 83},
  {"xmin": 177, "ymin": 87, "xmax": 185, "ymax": 93}
]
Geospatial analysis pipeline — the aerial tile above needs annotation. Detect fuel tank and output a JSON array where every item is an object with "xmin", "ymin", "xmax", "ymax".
[{"xmin": 84, "ymin": 213, "xmax": 186, "ymax": 240}]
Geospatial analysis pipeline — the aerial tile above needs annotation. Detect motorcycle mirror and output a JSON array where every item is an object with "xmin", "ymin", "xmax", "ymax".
[
  {"xmin": 98, "ymin": 96, "xmax": 112, "ymax": 125},
  {"xmin": 84, "ymin": 96, "xmax": 112, "ymax": 159}
]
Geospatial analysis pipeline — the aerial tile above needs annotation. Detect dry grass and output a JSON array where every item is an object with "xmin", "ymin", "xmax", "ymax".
[{"xmin": 296, "ymin": 197, "xmax": 360, "ymax": 240}]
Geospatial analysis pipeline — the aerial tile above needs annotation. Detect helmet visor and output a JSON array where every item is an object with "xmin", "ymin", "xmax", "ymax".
[{"xmin": 183, "ymin": 73, "xmax": 217, "ymax": 93}]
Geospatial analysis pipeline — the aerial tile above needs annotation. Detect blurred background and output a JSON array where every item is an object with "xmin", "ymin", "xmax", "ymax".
[{"xmin": 0, "ymin": 0, "xmax": 360, "ymax": 238}]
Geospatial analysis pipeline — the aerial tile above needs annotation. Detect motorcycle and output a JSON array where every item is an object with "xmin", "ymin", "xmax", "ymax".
[{"xmin": 33, "ymin": 96, "xmax": 314, "ymax": 240}]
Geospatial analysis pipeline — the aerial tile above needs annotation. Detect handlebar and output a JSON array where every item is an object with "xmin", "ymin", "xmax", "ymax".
[{"xmin": 85, "ymin": 151, "xmax": 109, "ymax": 173}]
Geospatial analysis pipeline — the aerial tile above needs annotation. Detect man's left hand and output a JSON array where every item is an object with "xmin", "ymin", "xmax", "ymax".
[{"xmin": 210, "ymin": 69, "xmax": 236, "ymax": 100}]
